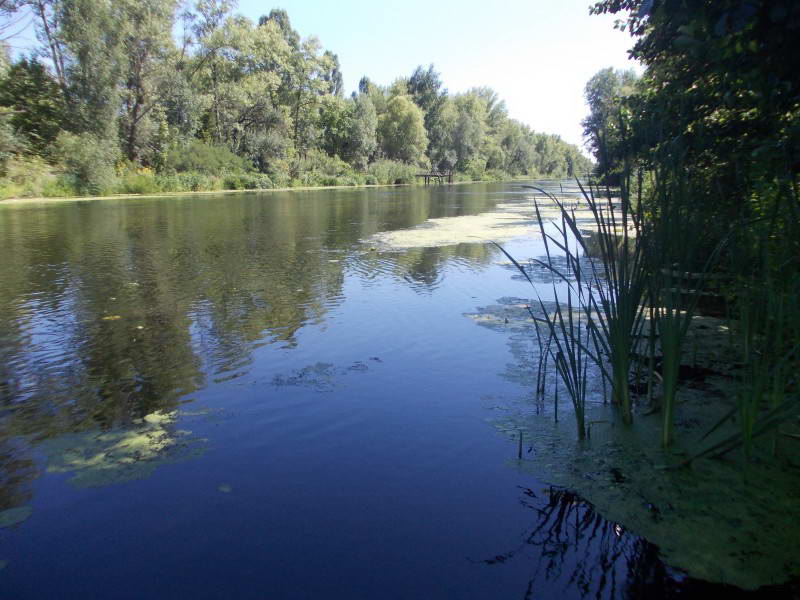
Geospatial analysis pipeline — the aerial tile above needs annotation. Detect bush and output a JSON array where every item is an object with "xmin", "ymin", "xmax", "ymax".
[
  {"xmin": 179, "ymin": 172, "xmax": 220, "ymax": 191},
  {"xmin": 155, "ymin": 172, "xmax": 220, "ymax": 192},
  {"xmin": 0, "ymin": 156, "xmax": 74, "ymax": 198},
  {"xmin": 367, "ymin": 159, "xmax": 417, "ymax": 185},
  {"xmin": 241, "ymin": 173, "xmax": 272, "ymax": 189},
  {"xmin": 483, "ymin": 169, "xmax": 510, "ymax": 182},
  {"xmin": 118, "ymin": 169, "xmax": 160, "ymax": 195},
  {"xmin": 55, "ymin": 132, "xmax": 119, "ymax": 195},
  {"xmin": 364, "ymin": 174, "xmax": 378, "ymax": 186},
  {"xmin": 266, "ymin": 159, "xmax": 292, "ymax": 188},
  {"xmin": 42, "ymin": 174, "xmax": 78, "ymax": 197},
  {"xmin": 222, "ymin": 173, "xmax": 248, "ymax": 190},
  {"xmin": 164, "ymin": 139, "xmax": 252, "ymax": 175}
]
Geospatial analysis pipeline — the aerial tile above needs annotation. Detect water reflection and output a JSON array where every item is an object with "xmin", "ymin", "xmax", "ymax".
[
  {"xmin": 0, "ymin": 187, "xmax": 503, "ymax": 437},
  {"xmin": 484, "ymin": 486, "xmax": 773, "ymax": 599},
  {"xmin": 0, "ymin": 185, "xmax": 510, "ymax": 517}
]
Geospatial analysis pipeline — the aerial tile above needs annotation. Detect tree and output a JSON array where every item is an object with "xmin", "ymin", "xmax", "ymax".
[
  {"xmin": 117, "ymin": 0, "xmax": 180, "ymax": 162},
  {"xmin": 344, "ymin": 93, "xmax": 377, "ymax": 169},
  {"xmin": 581, "ymin": 67, "xmax": 638, "ymax": 178},
  {"xmin": 426, "ymin": 97, "xmax": 457, "ymax": 172},
  {"xmin": 452, "ymin": 92, "xmax": 487, "ymax": 171},
  {"xmin": 408, "ymin": 64, "xmax": 445, "ymax": 115},
  {"xmin": 0, "ymin": 57, "xmax": 64, "ymax": 155},
  {"xmin": 590, "ymin": 0, "xmax": 800, "ymax": 200},
  {"xmin": 259, "ymin": 8, "xmax": 299, "ymax": 49},
  {"xmin": 318, "ymin": 94, "xmax": 349, "ymax": 158},
  {"xmin": 322, "ymin": 50, "xmax": 343, "ymax": 97},
  {"xmin": 377, "ymin": 95, "xmax": 427, "ymax": 164}
]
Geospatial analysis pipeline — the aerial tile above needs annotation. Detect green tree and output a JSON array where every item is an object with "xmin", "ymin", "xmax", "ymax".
[
  {"xmin": 0, "ymin": 57, "xmax": 65, "ymax": 156},
  {"xmin": 117, "ymin": 0, "xmax": 179, "ymax": 162},
  {"xmin": 377, "ymin": 95, "xmax": 428, "ymax": 164},
  {"xmin": 452, "ymin": 92, "xmax": 487, "ymax": 171},
  {"xmin": 344, "ymin": 93, "xmax": 377, "ymax": 169},
  {"xmin": 581, "ymin": 67, "xmax": 638, "ymax": 178}
]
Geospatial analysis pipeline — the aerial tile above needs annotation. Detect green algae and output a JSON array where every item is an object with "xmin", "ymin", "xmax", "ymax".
[
  {"xmin": 0, "ymin": 506, "xmax": 32, "ymax": 528},
  {"xmin": 367, "ymin": 198, "xmax": 594, "ymax": 250},
  {"xmin": 40, "ymin": 410, "xmax": 207, "ymax": 488},
  {"xmin": 470, "ymin": 301, "xmax": 800, "ymax": 590}
]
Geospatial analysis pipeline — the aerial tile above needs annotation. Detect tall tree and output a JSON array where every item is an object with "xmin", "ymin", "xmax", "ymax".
[
  {"xmin": 581, "ymin": 67, "xmax": 638, "ymax": 177},
  {"xmin": 0, "ymin": 57, "xmax": 64, "ymax": 155},
  {"xmin": 377, "ymin": 95, "xmax": 427, "ymax": 164},
  {"xmin": 118, "ymin": 0, "xmax": 179, "ymax": 162}
]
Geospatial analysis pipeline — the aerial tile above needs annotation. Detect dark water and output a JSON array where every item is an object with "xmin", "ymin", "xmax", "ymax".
[{"xmin": 0, "ymin": 182, "xmax": 776, "ymax": 599}]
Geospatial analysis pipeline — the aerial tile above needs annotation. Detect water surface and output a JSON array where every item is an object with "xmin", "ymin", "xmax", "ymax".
[{"xmin": 0, "ymin": 182, "xmax": 751, "ymax": 598}]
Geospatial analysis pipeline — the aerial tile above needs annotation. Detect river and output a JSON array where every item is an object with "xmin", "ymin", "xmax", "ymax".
[{"xmin": 0, "ymin": 182, "xmax": 737, "ymax": 598}]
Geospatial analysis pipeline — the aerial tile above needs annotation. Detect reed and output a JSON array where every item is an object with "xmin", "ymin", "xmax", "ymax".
[
  {"xmin": 493, "ymin": 218, "xmax": 594, "ymax": 439},
  {"xmin": 644, "ymin": 170, "xmax": 726, "ymax": 446}
]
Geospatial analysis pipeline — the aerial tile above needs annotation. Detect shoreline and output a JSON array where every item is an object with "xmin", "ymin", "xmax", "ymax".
[
  {"xmin": 468, "ymin": 299, "xmax": 800, "ymax": 590},
  {"xmin": 0, "ymin": 177, "xmax": 521, "ymax": 206}
]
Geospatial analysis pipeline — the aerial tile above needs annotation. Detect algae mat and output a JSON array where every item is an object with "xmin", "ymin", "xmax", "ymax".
[
  {"xmin": 40, "ymin": 410, "xmax": 207, "ymax": 488},
  {"xmin": 468, "ymin": 300, "xmax": 800, "ymax": 590}
]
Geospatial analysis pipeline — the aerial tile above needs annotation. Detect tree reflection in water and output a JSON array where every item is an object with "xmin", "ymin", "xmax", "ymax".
[{"xmin": 481, "ymin": 486, "xmax": 781, "ymax": 599}]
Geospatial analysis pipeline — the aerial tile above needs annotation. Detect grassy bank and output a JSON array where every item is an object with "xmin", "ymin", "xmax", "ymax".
[
  {"xmin": 0, "ymin": 174, "xmax": 524, "ymax": 206},
  {"xmin": 0, "ymin": 154, "xmax": 520, "ymax": 203}
]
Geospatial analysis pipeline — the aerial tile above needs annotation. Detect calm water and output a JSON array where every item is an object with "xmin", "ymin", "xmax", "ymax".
[{"xmin": 0, "ymin": 182, "xmax": 750, "ymax": 598}]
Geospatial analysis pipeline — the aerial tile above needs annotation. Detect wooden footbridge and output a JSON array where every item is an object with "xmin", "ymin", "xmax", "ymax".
[{"xmin": 416, "ymin": 171, "xmax": 453, "ymax": 185}]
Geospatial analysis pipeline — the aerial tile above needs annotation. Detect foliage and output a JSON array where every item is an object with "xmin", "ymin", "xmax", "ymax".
[
  {"xmin": 0, "ymin": 58, "xmax": 65, "ymax": 156},
  {"xmin": 55, "ymin": 132, "xmax": 119, "ymax": 195},
  {"xmin": 0, "ymin": 3, "xmax": 591, "ymax": 197},
  {"xmin": 575, "ymin": 0, "xmax": 800, "ymax": 455},
  {"xmin": 378, "ymin": 95, "xmax": 428, "ymax": 164},
  {"xmin": 367, "ymin": 159, "xmax": 417, "ymax": 185},
  {"xmin": 164, "ymin": 139, "xmax": 251, "ymax": 175}
]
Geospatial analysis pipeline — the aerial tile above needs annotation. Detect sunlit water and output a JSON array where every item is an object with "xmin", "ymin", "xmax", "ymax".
[{"xmin": 0, "ymin": 182, "xmax": 757, "ymax": 598}]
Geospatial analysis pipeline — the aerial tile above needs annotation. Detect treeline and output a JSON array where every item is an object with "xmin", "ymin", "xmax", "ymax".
[
  {"xmin": 0, "ymin": 0, "xmax": 591, "ymax": 198},
  {"xmin": 582, "ymin": 0, "xmax": 799, "ymax": 265}
]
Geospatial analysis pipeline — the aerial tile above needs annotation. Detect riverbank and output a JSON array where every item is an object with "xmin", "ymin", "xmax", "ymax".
[
  {"xmin": 467, "ymin": 297, "xmax": 800, "ymax": 590},
  {"xmin": 0, "ymin": 177, "xmax": 518, "ymax": 206}
]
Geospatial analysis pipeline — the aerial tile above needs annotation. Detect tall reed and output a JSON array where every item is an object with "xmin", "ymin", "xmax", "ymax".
[{"xmin": 493, "ymin": 212, "xmax": 594, "ymax": 439}]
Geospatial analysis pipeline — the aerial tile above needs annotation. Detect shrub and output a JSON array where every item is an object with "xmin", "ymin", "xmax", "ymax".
[
  {"xmin": 0, "ymin": 156, "xmax": 72, "ymax": 198},
  {"xmin": 266, "ymin": 159, "xmax": 292, "ymax": 188},
  {"xmin": 164, "ymin": 139, "xmax": 251, "ymax": 175},
  {"xmin": 483, "ymin": 169, "xmax": 510, "ymax": 182},
  {"xmin": 242, "ymin": 173, "xmax": 272, "ymax": 189},
  {"xmin": 42, "ymin": 174, "xmax": 78, "ymax": 197},
  {"xmin": 118, "ymin": 170, "xmax": 160, "ymax": 195},
  {"xmin": 222, "ymin": 173, "xmax": 248, "ymax": 190},
  {"xmin": 55, "ymin": 132, "xmax": 119, "ymax": 195},
  {"xmin": 367, "ymin": 159, "xmax": 417, "ymax": 185}
]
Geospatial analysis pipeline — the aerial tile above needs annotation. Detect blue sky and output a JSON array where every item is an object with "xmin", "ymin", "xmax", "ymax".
[{"xmin": 237, "ymin": 0, "xmax": 642, "ymax": 149}]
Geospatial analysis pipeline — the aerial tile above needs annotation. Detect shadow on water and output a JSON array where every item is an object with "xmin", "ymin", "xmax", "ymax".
[{"xmin": 482, "ymin": 486, "xmax": 798, "ymax": 600}]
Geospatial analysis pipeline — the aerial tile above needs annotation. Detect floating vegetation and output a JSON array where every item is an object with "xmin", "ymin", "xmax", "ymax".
[
  {"xmin": 0, "ymin": 506, "xmax": 32, "ymax": 528},
  {"xmin": 365, "ymin": 200, "xmax": 593, "ymax": 250},
  {"xmin": 270, "ymin": 358, "xmax": 383, "ymax": 392},
  {"xmin": 472, "ymin": 294, "xmax": 800, "ymax": 588},
  {"xmin": 40, "ymin": 411, "xmax": 207, "ymax": 488}
]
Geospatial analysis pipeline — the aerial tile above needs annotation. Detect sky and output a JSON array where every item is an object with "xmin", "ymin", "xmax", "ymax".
[
  {"xmin": 2, "ymin": 0, "xmax": 642, "ymax": 152},
  {"xmin": 237, "ymin": 0, "xmax": 643, "ymax": 150}
]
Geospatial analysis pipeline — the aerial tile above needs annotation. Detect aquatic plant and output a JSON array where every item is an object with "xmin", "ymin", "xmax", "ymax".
[{"xmin": 493, "ymin": 204, "xmax": 599, "ymax": 440}]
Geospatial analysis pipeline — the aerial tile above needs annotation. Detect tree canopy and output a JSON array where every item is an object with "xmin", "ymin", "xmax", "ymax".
[{"xmin": 0, "ymin": 1, "xmax": 592, "ymax": 194}]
